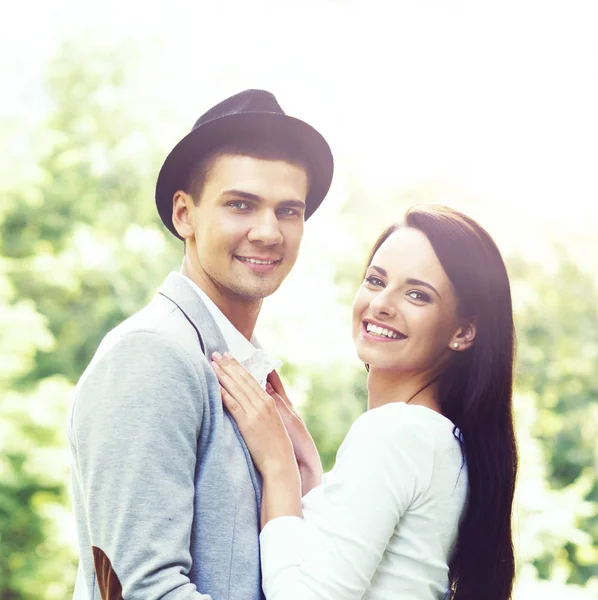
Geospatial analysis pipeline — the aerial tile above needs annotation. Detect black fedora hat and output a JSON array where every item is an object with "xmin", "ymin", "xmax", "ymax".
[{"xmin": 155, "ymin": 89, "xmax": 334, "ymax": 239}]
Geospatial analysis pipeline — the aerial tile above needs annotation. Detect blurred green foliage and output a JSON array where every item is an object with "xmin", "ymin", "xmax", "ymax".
[
  {"xmin": 0, "ymin": 41, "xmax": 179, "ymax": 598},
  {"xmin": 0, "ymin": 41, "xmax": 596, "ymax": 598},
  {"xmin": 511, "ymin": 257, "xmax": 598, "ymax": 584}
]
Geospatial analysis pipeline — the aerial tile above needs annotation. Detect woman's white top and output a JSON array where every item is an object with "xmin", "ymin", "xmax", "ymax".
[{"xmin": 260, "ymin": 402, "xmax": 468, "ymax": 600}]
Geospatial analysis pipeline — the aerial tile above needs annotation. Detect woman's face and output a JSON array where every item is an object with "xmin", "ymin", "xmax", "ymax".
[{"xmin": 352, "ymin": 227, "xmax": 465, "ymax": 375}]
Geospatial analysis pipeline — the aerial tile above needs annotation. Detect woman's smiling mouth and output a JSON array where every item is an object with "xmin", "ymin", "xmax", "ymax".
[{"xmin": 363, "ymin": 320, "xmax": 407, "ymax": 341}]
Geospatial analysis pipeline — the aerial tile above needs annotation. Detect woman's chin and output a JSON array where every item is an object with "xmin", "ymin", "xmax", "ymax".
[
  {"xmin": 354, "ymin": 346, "xmax": 374, "ymax": 366},
  {"xmin": 359, "ymin": 354, "xmax": 400, "ymax": 373}
]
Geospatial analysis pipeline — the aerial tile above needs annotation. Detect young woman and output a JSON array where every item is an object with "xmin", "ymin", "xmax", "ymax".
[{"xmin": 212, "ymin": 205, "xmax": 518, "ymax": 600}]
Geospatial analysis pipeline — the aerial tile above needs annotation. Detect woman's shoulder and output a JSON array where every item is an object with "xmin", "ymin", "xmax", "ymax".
[
  {"xmin": 343, "ymin": 403, "xmax": 462, "ymax": 468},
  {"xmin": 338, "ymin": 404, "xmax": 450, "ymax": 468},
  {"xmin": 352, "ymin": 402, "xmax": 455, "ymax": 440},
  {"xmin": 329, "ymin": 404, "xmax": 456, "ymax": 503}
]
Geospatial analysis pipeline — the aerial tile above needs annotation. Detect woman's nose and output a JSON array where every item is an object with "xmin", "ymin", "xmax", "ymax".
[{"xmin": 370, "ymin": 290, "xmax": 397, "ymax": 319}]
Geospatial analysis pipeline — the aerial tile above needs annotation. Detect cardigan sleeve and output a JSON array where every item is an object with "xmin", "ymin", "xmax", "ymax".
[
  {"xmin": 70, "ymin": 331, "xmax": 213, "ymax": 599},
  {"xmin": 259, "ymin": 403, "xmax": 435, "ymax": 600}
]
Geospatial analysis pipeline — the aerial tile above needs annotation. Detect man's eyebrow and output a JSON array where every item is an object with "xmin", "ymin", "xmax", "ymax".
[
  {"xmin": 222, "ymin": 190, "xmax": 261, "ymax": 202},
  {"xmin": 279, "ymin": 200, "xmax": 306, "ymax": 210},
  {"xmin": 405, "ymin": 277, "xmax": 441, "ymax": 298},
  {"xmin": 367, "ymin": 266, "xmax": 442, "ymax": 298}
]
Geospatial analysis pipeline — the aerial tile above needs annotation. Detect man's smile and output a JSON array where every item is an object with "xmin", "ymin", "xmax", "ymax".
[{"xmin": 235, "ymin": 255, "xmax": 281, "ymax": 272}]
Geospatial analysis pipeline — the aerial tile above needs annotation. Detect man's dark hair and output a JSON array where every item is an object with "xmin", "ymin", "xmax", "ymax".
[{"xmin": 183, "ymin": 134, "xmax": 312, "ymax": 203}]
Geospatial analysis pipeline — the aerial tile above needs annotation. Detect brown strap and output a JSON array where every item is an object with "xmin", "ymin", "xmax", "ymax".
[{"xmin": 92, "ymin": 546, "xmax": 123, "ymax": 600}]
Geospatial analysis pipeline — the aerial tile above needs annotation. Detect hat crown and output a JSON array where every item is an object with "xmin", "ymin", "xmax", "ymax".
[{"xmin": 192, "ymin": 89, "xmax": 284, "ymax": 131}]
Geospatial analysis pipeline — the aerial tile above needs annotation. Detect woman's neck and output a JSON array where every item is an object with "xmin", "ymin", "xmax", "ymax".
[{"xmin": 366, "ymin": 367, "xmax": 443, "ymax": 414}]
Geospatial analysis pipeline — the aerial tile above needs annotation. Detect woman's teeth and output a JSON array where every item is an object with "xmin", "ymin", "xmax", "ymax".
[{"xmin": 366, "ymin": 323, "xmax": 402, "ymax": 339}]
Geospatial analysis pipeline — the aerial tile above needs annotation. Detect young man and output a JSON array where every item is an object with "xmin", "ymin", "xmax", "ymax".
[{"xmin": 68, "ymin": 89, "xmax": 333, "ymax": 599}]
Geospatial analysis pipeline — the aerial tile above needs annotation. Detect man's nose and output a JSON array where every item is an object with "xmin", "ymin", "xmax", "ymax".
[{"xmin": 247, "ymin": 211, "xmax": 284, "ymax": 246}]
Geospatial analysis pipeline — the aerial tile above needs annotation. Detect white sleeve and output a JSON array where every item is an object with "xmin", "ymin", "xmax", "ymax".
[{"xmin": 259, "ymin": 404, "xmax": 435, "ymax": 600}]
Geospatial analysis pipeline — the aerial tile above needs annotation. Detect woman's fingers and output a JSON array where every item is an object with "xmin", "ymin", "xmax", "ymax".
[
  {"xmin": 266, "ymin": 384, "xmax": 293, "ymax": 415},
  {"xmin": 212, "ymin": 352, "xmax": 273, "ymax": 412},
  {"xmin": 211, "ymin": 360, "xmax": 251, "ymax": 413},
  {"xmin": 220, "ymin": 384, "xmax": 247, "ymax": 417},
  {"xmin": 267, "ymin": 373, "xmax": 298, "ymax": 417},
  {"xmin": 267, "ymin": 370, "xmax": 291, "ymax": 403},
  {"xmin": 211, "ymin": 354, "xmax": 297, "ymax": 476}
]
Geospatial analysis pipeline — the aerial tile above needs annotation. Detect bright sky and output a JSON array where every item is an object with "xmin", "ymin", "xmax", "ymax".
[
  {"xmin": 3, "ymin": 1, "xmax": 597, "ymax": 230},
  {"xmin": 2, "ymin": 0, "xmax": 598, "ymax": 360}
]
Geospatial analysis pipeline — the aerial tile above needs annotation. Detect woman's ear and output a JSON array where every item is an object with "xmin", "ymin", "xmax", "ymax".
[
  {"xmin": 172, "ymin": 191, "xmax": 195, "ymax": 241},
  {"xmin": 449, "ymin": 319, "xmax": 476, "ymax": 352}
]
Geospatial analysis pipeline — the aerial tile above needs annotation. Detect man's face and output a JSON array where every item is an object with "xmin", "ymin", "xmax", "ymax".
[{"xmin": 182, "ymin": 154, "xmax": 308, "ymax": 306}]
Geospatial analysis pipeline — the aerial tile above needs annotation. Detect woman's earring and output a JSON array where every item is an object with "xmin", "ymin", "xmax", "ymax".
[{"xmin": 452, "ymin": 342, "xmax": 460, "ymax": 350}]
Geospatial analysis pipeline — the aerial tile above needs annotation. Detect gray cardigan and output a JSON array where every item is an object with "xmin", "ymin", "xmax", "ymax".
[{"xmin": 68, "ymin": 273, "xmax": 263, "ymax": 599}]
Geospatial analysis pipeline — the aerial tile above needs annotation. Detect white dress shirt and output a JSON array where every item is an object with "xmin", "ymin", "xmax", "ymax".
[
  {"xmin": 178, "ymin": 272, "xmax": 281, "ymax": 387},
  {"xmin": 259, "ymin": 402, "xmax": 468, "ymax": 600}
]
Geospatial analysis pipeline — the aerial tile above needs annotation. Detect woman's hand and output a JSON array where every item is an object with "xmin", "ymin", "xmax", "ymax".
[
  {"xmin": 266, "ymin": 371, "xmax": 323, "ymax": 494},
  {"xmin": 211, "ymin": 352, "xmax": 297, "ymax": 478}
]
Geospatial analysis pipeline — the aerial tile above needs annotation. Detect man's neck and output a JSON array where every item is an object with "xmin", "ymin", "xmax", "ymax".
[
  {"xmin": 181, "ymin": 260, "xmax": 261, "ymax": 341},
  {"xmin": 219, "ymin": 298, "xmax": 262, "ymax": 341}
]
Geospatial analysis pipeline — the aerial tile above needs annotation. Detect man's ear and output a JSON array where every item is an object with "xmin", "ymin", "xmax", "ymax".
[
  {"xmin": 449, "ymin": 319, "xmax": 476, "ymax": 352},
  {"xmin": 172, "ymin": 191, "xmax": 195, "ymax": 241}
]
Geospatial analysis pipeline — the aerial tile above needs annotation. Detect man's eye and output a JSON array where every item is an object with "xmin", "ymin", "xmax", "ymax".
[
  {"xmin": 365, "ymin": 275, "xmax": 384, "ymax": 287},
  {"xmin": 407, "ymin": 290, "xmax": 430, "ymax": 302},
  {"xmin": 278, "ymin": 207, "xmax": 300, "ymax": 217},
  {"xmin": 228, "ymin": 201, "xmax": 250, "ymax": 210}
]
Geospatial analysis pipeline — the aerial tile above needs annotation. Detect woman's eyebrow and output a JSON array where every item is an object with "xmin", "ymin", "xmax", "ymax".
[
  {"xmin": 370, "ymin": 265, "xmax": 387, "ymax": 276},
  {"xmin": 368, "ymin": 266, "xmax": 441, "ymax": 298},
  {"xmin": 405, "ymin": 277, "xmax": 441, "ymax": 298}
]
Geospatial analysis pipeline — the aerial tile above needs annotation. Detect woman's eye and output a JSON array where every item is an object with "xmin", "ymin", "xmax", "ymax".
[
  {"xmin": 407, "ymin": 290, "xmax": 430, "ymax": 302},
  {"xmin": 365, "ymin": 275, "xmax": 384, "ymax": 287}
]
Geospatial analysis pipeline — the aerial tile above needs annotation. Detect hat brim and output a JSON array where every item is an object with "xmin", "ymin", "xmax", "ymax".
[{"xmin": 155, "ymin": 111, "xmax": 334, "ymax": 239}]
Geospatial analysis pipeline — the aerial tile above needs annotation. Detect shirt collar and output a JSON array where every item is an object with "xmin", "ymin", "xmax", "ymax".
[{"xmin": 176, "ymin": 273, "xmax": 281, "ymax": 386}]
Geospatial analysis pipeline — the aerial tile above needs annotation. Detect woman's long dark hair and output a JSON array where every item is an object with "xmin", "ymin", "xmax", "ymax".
[{"xmin": 364, "ymin": 205, "xmax": 518, "ymax": 600}]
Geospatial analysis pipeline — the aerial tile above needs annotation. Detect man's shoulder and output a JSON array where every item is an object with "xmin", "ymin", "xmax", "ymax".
[
  {"xmin": 83, "ymin": 292, "xmax": 210, "ymax": 380},
  {"xmin": 111, "ymin": 290, "xmax": 207, "ymax": 345},
  {"xmin": 109, "ymin": 293, "xmax": 183, "ymax": 340}
]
